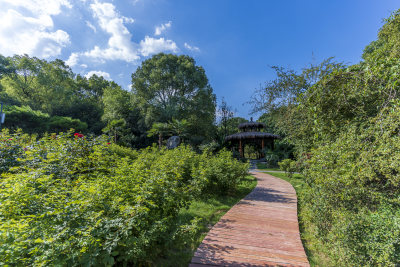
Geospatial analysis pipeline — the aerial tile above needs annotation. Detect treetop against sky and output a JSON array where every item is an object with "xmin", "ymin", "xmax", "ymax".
[{"xmin": 0, "ymin": 0, "xmax": 398, "ymax": 118}]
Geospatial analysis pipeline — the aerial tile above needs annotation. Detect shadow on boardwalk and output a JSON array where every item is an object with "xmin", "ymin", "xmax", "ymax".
[
  {"xmin": 243, "ymin": 187, "xmax": 295, "ymax": 204},
  {"xmin": 189, "ymin": 171, "xmax": 309, "ymax": 267}
]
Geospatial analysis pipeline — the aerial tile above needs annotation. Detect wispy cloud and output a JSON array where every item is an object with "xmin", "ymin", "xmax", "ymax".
[
  {"xmin": 184, "ymin": 42, "xmax": 200, "ymax": 52},
  {"xmin": 86, "ymin": 20, "xmax": 97, "ymax": 32},
  {"xmin": 154, "ymin": 21, "xmax": 171, "ymax": 36}
]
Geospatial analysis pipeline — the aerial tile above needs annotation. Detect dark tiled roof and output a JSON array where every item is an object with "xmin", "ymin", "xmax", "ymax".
[
  {"xmin": 225, "ymin": 131, "xmax": 280, "ymax": 141},
  {"xmin": 238, "ymin": 122, "xmax": 266, "ymax": 130}
]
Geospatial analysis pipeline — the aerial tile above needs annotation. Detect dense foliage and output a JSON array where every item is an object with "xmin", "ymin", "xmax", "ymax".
[
  {"xmin": 301, "ymin": 107, "xmax": 400, "ymax": 265},
  {"xmin": 252, "ymin": 9, "xmax": 400, "ymax": 266},
  {"xmin": 132, "ymin": 53, "xmax": 216, "ymax": 146},
  {"xmin": 0, "ymin": 53, "xmax": 218, "ymax": 149},
  {"xmin": 0, "ymin": 130, "xmax": 248, "ymax": 266},
  {"xmin": 3, "ymin": 105, "xmax": 88, "ymax": 134}
]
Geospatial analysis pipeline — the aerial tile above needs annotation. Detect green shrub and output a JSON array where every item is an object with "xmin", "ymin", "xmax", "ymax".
[
  {"xmin": 3, "ymin": 105, "xmax": 88, "ymax": 134},
  {"xmin": 0, "ymin": 129, "xmax": 34, "ymax": 174},
  {"xmin": 198, "ymin": 140, "xmax": 219, "ymax": 153},
  {"xmin": 107, "ymin": 143, "xmax": 139, "ymax": 159},
  {"xmin": 264, "ymin": 150, "xmax": 280, "ymax": 168},
  {"xmin": 48, "ymin": 116, "xmax": 88, "ymax": 133},
  {"xmin": 192, "ymin": 149, "xmax": 249, "ymax": 195},
  {"xmin": 4, "ymin": 105, "xmax": 50, "ymax": 133},
  {"xmin": 301, "ymin": 106, "xmax": 400, "ymax": 266},
  {"xmin": 0, "ymin": 131, "xmax": 248, "ymax": 266},
  {"xmin": 278, "ymin": 158, "xmax": 296, "ymax": 177}
]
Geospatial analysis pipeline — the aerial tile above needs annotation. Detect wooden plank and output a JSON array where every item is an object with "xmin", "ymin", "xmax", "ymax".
[{"xmin": 189, "ymin": 171, "xmax": 309, "ymax": 266}]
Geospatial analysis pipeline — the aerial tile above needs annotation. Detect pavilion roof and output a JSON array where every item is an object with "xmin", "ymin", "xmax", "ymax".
[
  {"xmin": 225, "ymin": 131, "xmax": 280, "ymax": 141},
  {"xmin": 238, "ymin": 122, "xmax": 266, "ymax": 130}
]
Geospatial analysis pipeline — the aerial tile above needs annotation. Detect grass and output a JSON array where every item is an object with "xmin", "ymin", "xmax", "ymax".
[
  {"xmin": 264, "ymin": 171, "xmax": 320, "ymax": 266},
  {"xmin": 156, "ymin": 175, "xmax": 257, "ymax": 266},
  {"xmin": 264, "ymin": 171, "xmax": 307, "ymax": 191}
]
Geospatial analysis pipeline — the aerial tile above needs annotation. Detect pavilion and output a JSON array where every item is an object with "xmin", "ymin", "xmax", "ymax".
[{"xmin": 225, "ymin": 118, "xmax": 279, "ymax": 159}]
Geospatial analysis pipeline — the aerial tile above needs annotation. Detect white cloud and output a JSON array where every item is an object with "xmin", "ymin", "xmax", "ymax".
[
  {"xmin": 1, "ymin": 0, "xmax": 72, "ymax": 16},
  {"xmin": 86, "ymin": 20, "xmax": 97, "ymax": 32},
  {"xmin": 184, "ymin": 42, "xmax": 200, "ymax": 52},
  {"xmin": 68, "ymin": 1, "xmax": 178, "ymax": 65},
  {"xmin": 0, "ymin": 0, "xmax": 71, "ymax": 58},
  {"xmin": 140, "ymin": 36, "xmax": 178, "ymax": 56},
  {"xmin": 85, "ymin": 70, "xmax": 111, "ymax": 80},
  {"xmin": 154, "ymin": 21, "xmax": 171, "ymax": 36},
  {"xmin": 80, "ymin": 0, "xmax": 140, "ymax": 62},
  {"xmin": 65, "ymin": 52, "xmax": 79, "ymax": 67}
]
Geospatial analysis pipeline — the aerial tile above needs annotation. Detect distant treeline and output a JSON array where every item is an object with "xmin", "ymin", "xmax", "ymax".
[{"xmin": 0, "ymin": 53, "xmax": 247, "ymax": 149}]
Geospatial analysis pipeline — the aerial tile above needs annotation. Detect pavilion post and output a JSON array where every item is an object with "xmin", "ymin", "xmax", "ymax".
[
  {"xmin": 225, "ymin": 120, "xmax": 279, "ymax": 160},
  {"xmin": 239, "ymin": 139, "xmax": 244, "ymax": 158},
  {"xmin": 261, "ymin": 138, "xmax": 265, "ymax": 158}
]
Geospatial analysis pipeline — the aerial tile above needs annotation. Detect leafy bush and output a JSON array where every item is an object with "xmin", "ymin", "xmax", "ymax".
[
  {"xmin": 300, "ymin": 106, "xmax": 400, "ymax": 266},
  {"xmin": 198, "ymin": 140, "xmax": 219, "ymax": 153},
  {"xmin": 192, "ymin": 149, "xmax": 249, "ymax": 195},
  {"xmin": 0, "ymin": 131, "xmax": 248, "ymax": 266},
  {"xmin": 48, "ymin": 116, "xmax": 88, "ymax": 133},
  {"xmin": 3, "ymin": 105, "xmax": 88, "ymax": 134},
  {"xmin": 264, "ymin": 150, "xmax": 280, "ymax": 168},
  {"xmin": 278, "ymin": 158, "xmax": 297, "ymax": 177},
  {"xmin": 4, "ymin": 105, "xmax": 50, "ymax": 133},
  {"xmin": 0, "ymin": 129, "xmax": 34, "ymax": 174}
]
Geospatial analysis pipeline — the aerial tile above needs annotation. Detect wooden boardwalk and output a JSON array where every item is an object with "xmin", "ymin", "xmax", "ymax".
[{"xmin": 189, "ymin": 171, "xmax": 309, "ymax": 267}]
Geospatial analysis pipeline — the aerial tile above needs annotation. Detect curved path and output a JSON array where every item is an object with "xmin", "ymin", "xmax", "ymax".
[{"xmin": 189, "ymin": 171, "xmax": 309, "ymax": 267}]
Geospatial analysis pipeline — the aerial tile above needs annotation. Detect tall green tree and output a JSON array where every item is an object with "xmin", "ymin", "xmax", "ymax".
[
  {"xmin": 249, "ymin": 59, "xmax": 345, "ymax": 154},
  {"xmin": 101, "ymin": 84, "xmax": 147, "ymax": 147},
  {"xmin": 131, "ymin": 53, "xmax": 216, "ymax": 145},
  {"xmin": 1, "ymin": 55, "xmax": 43, "ymax": 108},
  {"xmin": 0, "ymin": 54, "xmax": 17, "ymax": 104},
  {"xmin": 0, "ymin": 55, "xmax": 15, "ymax": 79}
]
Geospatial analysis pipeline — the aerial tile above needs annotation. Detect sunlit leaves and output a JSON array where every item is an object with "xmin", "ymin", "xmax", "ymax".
[{"xmin": 0, "ymin": 130, "xmax": 247, "ymax": 265}]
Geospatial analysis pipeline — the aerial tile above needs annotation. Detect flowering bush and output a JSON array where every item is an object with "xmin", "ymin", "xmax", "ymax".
[{"xmin": 0, "ymin": 130, "xmax": 248, "ymax": 266}]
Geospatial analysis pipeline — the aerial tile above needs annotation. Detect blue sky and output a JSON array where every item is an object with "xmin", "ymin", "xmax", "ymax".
[{"xmin": 0, "ymin": 0, "xmax": 399, "ymax": 119}]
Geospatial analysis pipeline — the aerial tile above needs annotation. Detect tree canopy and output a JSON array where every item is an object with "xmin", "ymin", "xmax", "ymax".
[
  {"xmin": 0, "ymin": 53, "xmax": 219, "ymax": 148},
  {"xmin": 132, "ymin": 53, "xmax": 216, "ymax": 144}
]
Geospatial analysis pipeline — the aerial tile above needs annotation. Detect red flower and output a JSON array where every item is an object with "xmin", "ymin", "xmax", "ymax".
[
  {"xmin": 78, "ymin": 134, "xmax": 84, "ymax": 138},
  {"xmin": 107, "ymin": 142, "xmax": 111, "ymax": 145},
  {"xmin": 8, "ymin": 139, "xmax": 12, "ymax": 141},
  {"xmin": 74, "ymin": 133, "xmax": 79, "ymax": 136}
]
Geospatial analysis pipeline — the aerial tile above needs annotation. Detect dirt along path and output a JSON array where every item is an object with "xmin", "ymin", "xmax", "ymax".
[{"xmin": 189, "ymin": 171, "xmax": 309, "ymax": 267}]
